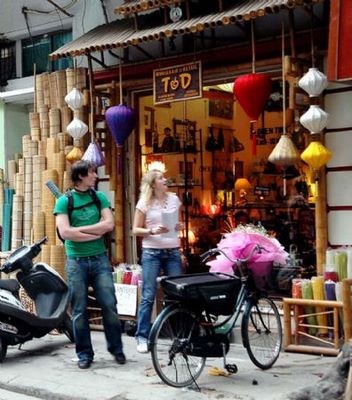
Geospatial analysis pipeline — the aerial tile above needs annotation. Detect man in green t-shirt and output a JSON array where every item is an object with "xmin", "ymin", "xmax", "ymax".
[{"xmin": 54, "ymin": 160, "xmax": 125, "ymax": 369}]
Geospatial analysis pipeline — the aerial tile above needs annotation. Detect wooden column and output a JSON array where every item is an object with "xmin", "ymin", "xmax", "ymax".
[{"xmin": 315, "ymin": 167, "xmax": 328, "ymax": 275}]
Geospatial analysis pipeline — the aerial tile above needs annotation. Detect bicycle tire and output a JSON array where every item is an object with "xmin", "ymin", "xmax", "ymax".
[
  {"xmin": 149, "ymin": 305, "xmax": 206, "ymax": 388},
  {"xmin": 241, "ymin": 296, "xmax": 282, "ymax": 370}
]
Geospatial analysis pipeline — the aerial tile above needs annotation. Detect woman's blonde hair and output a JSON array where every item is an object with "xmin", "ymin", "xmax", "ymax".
[{"xmin": 139, "ymin": 169, "xmax": 164, "ymax": 206}]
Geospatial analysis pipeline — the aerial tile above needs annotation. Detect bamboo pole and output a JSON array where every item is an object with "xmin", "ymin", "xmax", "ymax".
[{"xmin": 315, "ymin": 166, "xmax": 328, "ymax": 275}]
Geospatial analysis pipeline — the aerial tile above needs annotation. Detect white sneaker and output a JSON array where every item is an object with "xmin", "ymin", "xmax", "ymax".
[{"xmin": 136, "ymin": 341, "xmax": 149, "ymax": 354}]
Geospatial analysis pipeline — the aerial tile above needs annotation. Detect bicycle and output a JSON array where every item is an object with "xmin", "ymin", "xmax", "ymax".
[{"xmin": 148, "ymin": 244, "xmax": 283, "ymax": 388}]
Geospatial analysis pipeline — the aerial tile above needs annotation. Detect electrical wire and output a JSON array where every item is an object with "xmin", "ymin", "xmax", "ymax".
[{"xmin": 23, "ymin": 0, "xmax": 78, "ymax": 16}]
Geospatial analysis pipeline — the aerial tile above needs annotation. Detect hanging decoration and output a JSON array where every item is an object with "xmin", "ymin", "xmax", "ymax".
[
  {"xmin": 268, "ymin": 21, "xmax": 299, "ymax": 196},
  {"xmin": 66, "ymin": 146, "xmax": 83, "ymax": 163},
  {"xmin": 105, "ymin": 55, "xmax": 136, "ymax": 174},
  {"xmin": 299, "ymin": 105, "xmax": 329, "ymax": 134},
  {"xmin": 82, "ymin": 142, "xmax": 105, "ymax": 167},
  {"xmin": 233, "ymin": 73, "xmax": 272, "ymax": 122},
  {"xmin": 65, "ymin": 87, "xmax": 84, "ymax": 111},
  {"xmin": 233, "ymin": 20, "xmax": 272, "ymax": 156},
  {"xmin": 66, "ymin": 117, "xmax": 88, "ymax": 140},
  {"xmin": 298, "ymin": 67, "xmax": 328, "ymax": 97}
]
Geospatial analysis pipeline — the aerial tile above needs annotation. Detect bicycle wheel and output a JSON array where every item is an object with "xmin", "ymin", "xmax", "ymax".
[
  {"xmin": 149, "ymin": 306, "xmax": 206, "ymax": 388},
  {"xmin": 241, "ymin": 296, "xmax": 282, "ymax": 369}
]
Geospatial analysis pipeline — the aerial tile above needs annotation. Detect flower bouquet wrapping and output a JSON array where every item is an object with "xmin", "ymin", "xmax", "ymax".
[{"xmin": 207, "ymin": 224, "xmax": 288, "ymax": 288}]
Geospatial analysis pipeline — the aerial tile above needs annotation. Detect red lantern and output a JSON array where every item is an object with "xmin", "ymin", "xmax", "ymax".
[{"xmin": 233, "ymin": 73, "xmax": 272, "ymax": 121}]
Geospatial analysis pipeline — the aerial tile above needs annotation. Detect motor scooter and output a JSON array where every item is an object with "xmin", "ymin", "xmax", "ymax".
[{"xmin": 0, "ymin": 237, "xmax": 74, "ymax": 362}]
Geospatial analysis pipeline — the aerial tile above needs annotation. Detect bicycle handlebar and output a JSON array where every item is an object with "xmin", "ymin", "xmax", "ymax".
[{"xmin": 200, "ymin": 244, "xmax": 268, "ymax": 265}]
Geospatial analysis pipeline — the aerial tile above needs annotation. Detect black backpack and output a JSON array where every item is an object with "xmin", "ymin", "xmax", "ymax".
[{"xmin": 57, "ymin": 189, "xmax": 102, "ymax": 243}]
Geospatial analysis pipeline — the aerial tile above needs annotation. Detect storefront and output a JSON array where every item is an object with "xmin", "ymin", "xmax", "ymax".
[{"xmin": 49, "ymin": 0, "xmax": 329, "ymax": 288}]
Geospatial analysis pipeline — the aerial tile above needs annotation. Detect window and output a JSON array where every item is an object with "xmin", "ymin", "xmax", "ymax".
[
  {"xmin": 0, "ymin": 39, "xmax": 16, "ymax": 85},
  {"xmin": 22, "ymin": 30, "xmax": 73, "ymax": 77}
]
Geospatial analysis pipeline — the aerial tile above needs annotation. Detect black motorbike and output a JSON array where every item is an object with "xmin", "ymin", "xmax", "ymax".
[{"xmin": 0, "ymin": 237, "xmax": 73, "ymax": 362}]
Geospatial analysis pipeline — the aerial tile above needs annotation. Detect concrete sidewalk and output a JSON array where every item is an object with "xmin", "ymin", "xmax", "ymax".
[{"xmin": 0, "ymin": 331, "xmax": 335, "ymax": 400}]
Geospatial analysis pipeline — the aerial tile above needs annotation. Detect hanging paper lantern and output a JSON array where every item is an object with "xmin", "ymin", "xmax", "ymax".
[
  {"xmin": 66, "ymin": 117, "xmax": 88, "ymax": 140},
  {"xmin": 301, "ymin": 141, "xmax": 332, "ymax": 170},
  {"xmin": 268, "ymin": 134, "xmax": 299, "ymax": 167},
  {"xmin": 105, "ymin": 105, "xmax": 137, "ymax": 146},
  {"xmin": 300, "ymin": 105, "xmax": 329, "ymax": 134},
  {"xmin": 65, "ymin": 87, "xmax": 84, "ymax": 110},
  {"xmin": 82, "ymin": 142, "xmax": 105, "ymax": 167},
  {"xmin": 66, "ymin": 146, "xmax": 83, "ymax": 163},
  {"xmin": 233, "ymin": 73, "xmax": 272, "ymax": 121},
  {"xmin": 298, "ymin": 68, "xmax": 328, "ymax": 97}
]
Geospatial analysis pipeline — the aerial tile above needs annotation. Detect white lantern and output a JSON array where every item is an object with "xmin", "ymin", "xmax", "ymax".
[
  {"xmin": 300, "ymin": 105, "xmax": 329, "ymax": 134},
  {"xmin": 298, "ymin": 68, "xmax": 328, "ymax": 97},
  {"xmin": 65, "ymin": 88, "xmax": 84, "ymax": 110},
  {"xmin": 66, "ymin": 117, "xmax": 88, "ymax": 140}
]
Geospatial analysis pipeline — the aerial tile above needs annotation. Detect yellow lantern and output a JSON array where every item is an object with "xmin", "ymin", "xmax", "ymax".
[
  {"xmin": 301, "ymin": 141, "xmax": 332, "ymax": 197},
  {"xmin": 66, "ymin": 146, "xmax": 83, "ymax": 163},
  {"xmin": 301, "ymin": 141, "xmax": 332, "ymax": 170}
]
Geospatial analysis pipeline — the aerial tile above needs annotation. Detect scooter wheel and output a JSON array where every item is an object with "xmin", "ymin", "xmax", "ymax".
[{"xmin": 0, "ymin": 338, "xmax": 8, "ymax": 362}]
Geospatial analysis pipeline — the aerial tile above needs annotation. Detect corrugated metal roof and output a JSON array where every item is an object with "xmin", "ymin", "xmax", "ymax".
[
  {"xmin": 50, "ymin": 0, "xmax": 321, "ymax": 60},
  {"xmin": 115, "ymin": 0, "xmax": 186, "ymax": 16}
]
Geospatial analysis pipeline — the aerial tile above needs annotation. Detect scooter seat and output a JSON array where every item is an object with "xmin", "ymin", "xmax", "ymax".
[{"xmin": 0, "ymin": 279, "xmax": 20, "ymax": 293}]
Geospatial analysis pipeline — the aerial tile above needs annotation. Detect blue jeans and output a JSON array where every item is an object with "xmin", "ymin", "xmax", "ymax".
[
  {"xmin": 66, "ymin": 254, "xmax": 123, "ymax": 361},
  {"xmin": 136, "ymin": 248, "xmax": 182, "ymax": 341}
]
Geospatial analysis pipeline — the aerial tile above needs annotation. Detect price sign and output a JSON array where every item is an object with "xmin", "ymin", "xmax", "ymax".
[{"xmin": 114, "ymin": 284, "xmax": 138, "ymax": 316}]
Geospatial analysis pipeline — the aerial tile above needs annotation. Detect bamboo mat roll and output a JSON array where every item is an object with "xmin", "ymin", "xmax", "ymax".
[
  {"xmin": 41, "ymin": 169, "xmax": 59, "ymax": 212},
  {"xmin": 41, "ymin": 244, "xmax": 51, "ymax": 264},
  {"xmin": 49, "ymin": 73, "xmax": 59, "ymax": 109},
  {"xmin": 46, "ymin": 138, "xmax": 59, "ymax": 169},
  {"xmin": 54, "ymin": 152, "xmax": 66, "ymax": 192},
  {"xmin": 54, "ymin": 70, "xmax": 67, "ymax": 108},
  {"xmin": 32, "ymin": 155, "xmax": 46, "ymax": 216},
  {"xmin": 335, "ymin": 250, "xmax": 348, "ymax": 281},
  {"xmin": 324, "ymin": 280, "xmax": 337, "ymax": 331},
  {"xmin": 58, "ymin": 132, "xmax": 72, "ymax": 152},
  {"xmin": 50, "ymin": 245, "xmax": 66, "ymax": 279},
  {"xmin": 66, "ymin": 67, "xmax": 87, "ymax": 93},
  {"xmin": 22, "ymin": 135, "xmax": 31, "ymax": 157},
  {"xmin": 29, "ymin": 112, "xmax": 40, "ymax": 129},
  {"xmin": 15, "ymin": 172, "xmax": 24, "ymax": 196},
  {"xmin": 60, "ymin": 106, "xmax": 72, "ymax": 133},
  {"xmin": 49, "ymin": 108, "xmax": 61, "ymax": 136},
  {"xmin": 7, "ymin": 160, "xmax": 17, "ymax": 189},
  {"xmin": 63, "ymin": 170, "xmax": 72, "ymax": 192},
  {"xmin": 44, "ymin": 212, "xmax": 56, "ymax": 245},
  {"xmin": 311, "ymin": 276, "xmax": 328, "ymax": 335},
  {"xmin": 27, "ymin": 140, "xmax": 38, "ymax": 156},
  {"xmin": 18, "ymin": 158, "xmax": 24, "ymax": 174},
  {"xmin": 42, "ymin": 73, "xmax": 51, "ymax": 106},
  {"xmin": 30, "ymin": 128, "xmax": 41, "ymax": 142},
  {"xmin": 35, "ymin": 74, "xmax": 44, "ymax": 108},
  {"xmin": 11, "ymin": 194, "xmax": 23, "ymax": 250},
  {"xmin": 38, "ymin": 139, "xmax": 47, "ymax": 156},
  {"xmin": 39, "ymin": 104, "xmax": 50, "ymax": 140},
  {"xmin": 33, "ymin": 211, "xmax": 45, "ymax": 242},
  {"xmin": 23, "ymin": 157, "xmax": 33, "ymax": 245}
]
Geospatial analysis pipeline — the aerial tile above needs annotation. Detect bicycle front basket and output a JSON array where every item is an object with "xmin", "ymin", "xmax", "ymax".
[{"xmin": 160, "ymin": 272, "xmax": 241, "ymax": 316}]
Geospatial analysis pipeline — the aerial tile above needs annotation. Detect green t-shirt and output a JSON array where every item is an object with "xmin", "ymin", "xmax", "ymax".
[{"xmin": 53, "ymin": 190, "xmax": 111, "ymax": 257}]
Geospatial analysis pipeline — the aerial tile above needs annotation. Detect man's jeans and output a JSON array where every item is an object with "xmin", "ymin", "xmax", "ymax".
[
  {"xmin": 136, "ymin": 248, "xmax": 182, "ymax": 342},
  {"xmin": 66, "ymin": 254, "xmax": 123, "ymax": 361}
]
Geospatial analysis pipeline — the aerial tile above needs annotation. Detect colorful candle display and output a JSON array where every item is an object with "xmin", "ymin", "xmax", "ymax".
[
  {"xmin": 311, "ymin": 276, "xmax": 328, "ymax": 334},
  {"xmin": 301, "ymin": 279, "xmax": 317, "ymax": 335},
  {"xmin": 335, "ymin": 250, "xmax": 347, "ymax": 281}
]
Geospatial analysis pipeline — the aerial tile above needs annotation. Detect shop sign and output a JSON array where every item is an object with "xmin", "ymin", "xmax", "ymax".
[
  {"xmin": 153, "ymin": 61, "xmax": 202, "ymax": 105},
  {"xmin": 254, "ymin": 186, "xmax": 270, "ymax": 196},
  {"xmin": 114, "ymin": 284, "xmax": 137, "ymax": 316}
]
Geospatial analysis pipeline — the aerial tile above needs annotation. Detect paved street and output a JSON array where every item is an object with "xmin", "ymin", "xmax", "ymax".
[{"xmin": 0, "ymin": 331, "xmax": 336, "ymax": 400}]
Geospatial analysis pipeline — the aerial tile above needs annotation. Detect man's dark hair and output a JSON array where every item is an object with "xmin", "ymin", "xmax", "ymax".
[{"xmin": 71, "ymin": 160, "xmax": 97, "ymax": 184}]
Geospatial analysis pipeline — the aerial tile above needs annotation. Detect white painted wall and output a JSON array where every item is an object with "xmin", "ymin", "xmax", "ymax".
[{"xmin": 325, "ymin": 83, "xmax": 352, "ymax": 246}]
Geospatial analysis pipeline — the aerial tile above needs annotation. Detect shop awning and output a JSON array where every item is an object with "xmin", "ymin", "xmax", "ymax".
[
  {"xmin": 115, "ymin": 0, "xmax": 186, "ymax": 16},
  {"xmin": 49, "ymin": 0, "xmax": 320, "ymax": 60}
]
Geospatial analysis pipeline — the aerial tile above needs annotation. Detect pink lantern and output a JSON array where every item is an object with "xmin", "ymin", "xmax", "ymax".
[{"xmin": 233, "ymin": 73, "xmax": 272, "ymax": 121}]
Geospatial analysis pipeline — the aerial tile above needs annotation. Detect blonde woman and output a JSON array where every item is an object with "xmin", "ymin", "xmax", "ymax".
[{"xmin": 132, "ymin": 165, "xmax": 183, "ymax": 353}]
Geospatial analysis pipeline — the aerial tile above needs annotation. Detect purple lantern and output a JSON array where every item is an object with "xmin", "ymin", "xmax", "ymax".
[
  {"xmin": 105, "ymin": 105, "xmax": 137, "ymax": 146},
  {"xmin": 82, "ymin": 142, "xmax": 105, "ymax": 167},
  {"xmin": 105, "ymin": 105, "xmax": 136, "ymax": 174}
]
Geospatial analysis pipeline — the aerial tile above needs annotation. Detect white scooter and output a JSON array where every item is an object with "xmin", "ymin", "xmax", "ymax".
[{"xmin": 0, "ymin": 237, "xmax": 73, "ymax": 362}]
